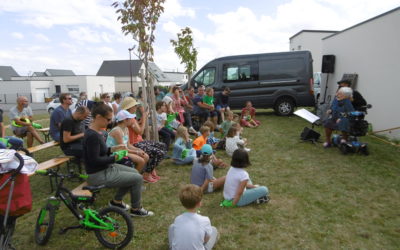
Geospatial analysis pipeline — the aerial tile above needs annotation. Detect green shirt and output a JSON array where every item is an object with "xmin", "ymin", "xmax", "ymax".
[
  {"xmin": 220, "ymin": 120, "xmax": 233, "ymax": 137},
  {"xmin": 202, "ymin": 95, "xmax": 214, "ymax": 105}
]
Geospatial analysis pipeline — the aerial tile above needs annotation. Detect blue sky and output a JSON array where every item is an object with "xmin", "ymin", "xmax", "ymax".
[{"xmin": 0, "ymin": 0, "xmax": 399, "ymax": 75}]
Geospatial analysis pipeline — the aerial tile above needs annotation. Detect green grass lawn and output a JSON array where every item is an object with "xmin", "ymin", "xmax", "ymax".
[{"xmin": 5, "ymin": 110, "xmax": 400, "ymax": 249}]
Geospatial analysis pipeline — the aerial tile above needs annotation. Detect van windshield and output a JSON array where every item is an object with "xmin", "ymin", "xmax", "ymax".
[{"xmin": 194, "ymin": 67, "xmax": 216, "ymax": 86}]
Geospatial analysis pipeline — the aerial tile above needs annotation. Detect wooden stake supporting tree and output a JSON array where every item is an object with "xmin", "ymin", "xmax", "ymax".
[
  {"xmin": 112, "ymin": 0, "xmax": 165, "ymax": 141},
  {"xmin": 170, "ymin": 27, "xmax": 198, "ymax": 81}
]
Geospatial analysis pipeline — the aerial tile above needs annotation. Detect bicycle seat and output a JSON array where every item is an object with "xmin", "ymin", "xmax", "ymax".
[{"xmin": 82, "ymin": 184, "xmax": 106, "ymax": 193}]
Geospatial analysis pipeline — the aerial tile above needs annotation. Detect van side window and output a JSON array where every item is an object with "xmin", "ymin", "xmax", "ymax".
[
  {"xmin": 223, "ymin": 62, "xmax": 258, "ymax": 82},
  {"xmin": 259, "ymin": 58, "xmax": 305, "ymax": 80},
  {"xmin": 194, "ymin": 67, "xmax": 216, "ymax": 86}
]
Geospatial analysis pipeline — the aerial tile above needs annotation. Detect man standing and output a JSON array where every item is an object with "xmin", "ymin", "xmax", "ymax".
[
  {"xmin": 75, "ymin": 91, "xmax": 95, "ymax": 130},
  {"xmin": 60, "ymin": 106, "xmax": 90, "ymax": 159},
  {"xmin": 9, "ymin": 96, "xmax": 44, "ymax": 147},
  {"xmin": 50, "ymin": 93, "xmax": 73, "ymax": 142}
]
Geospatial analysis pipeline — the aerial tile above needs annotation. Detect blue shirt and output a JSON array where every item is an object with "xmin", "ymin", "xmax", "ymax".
[
  {"xmin": 190, "ymin": 159, "xmax": 214, "ymax": 187},
  {"xmin": 192, "ymin": 94, "xmax": 204, "ymax": 114},
  {"xmin": 50, "ymin": 105, "xmax": 72, "ymax": 142}
]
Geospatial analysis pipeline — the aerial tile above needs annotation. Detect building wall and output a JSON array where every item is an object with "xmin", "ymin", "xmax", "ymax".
[
  {"xmin": 0, "ymin": 80, "xmax": 52, "ymax": 103},
  {"xmin": 115, "ymin": 76, "xmax": 142, "ymax": 94},
  {"xmin": 290, "ymin": 32, "xmax": 336, "ymax": 72},
  {"xmin": 85, "ymin": 76, "xmax": 115, "ymax": 99},
  {"xmin": 321, "ymin": 9, "xmax": 400, "ymax": 139}
]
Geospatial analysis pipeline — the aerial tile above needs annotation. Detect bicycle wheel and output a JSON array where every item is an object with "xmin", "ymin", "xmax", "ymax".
[
  {"xmin": 94, "ymin": 206, "xmax": 133, "ymax": 249},
  {"xmin": 34, "ymin": 204, "xmax": 56, "ymax": 245}
]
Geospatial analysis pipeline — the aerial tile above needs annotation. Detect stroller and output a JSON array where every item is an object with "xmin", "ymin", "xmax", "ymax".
[
  {"xmin": 331, "ymin": 105, "xmax": 372, "ymax": 155},
  {"xmin": 0, "ymin": 152, "xmax": 30, "ymax": 250}
]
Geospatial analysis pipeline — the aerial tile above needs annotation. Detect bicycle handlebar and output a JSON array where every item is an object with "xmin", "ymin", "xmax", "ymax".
[{"xmin": 10, "ymin": 152, "xmax": 24, "ymax": 178}]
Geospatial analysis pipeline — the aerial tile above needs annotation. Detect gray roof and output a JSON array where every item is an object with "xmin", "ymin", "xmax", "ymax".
[
  {"xmin": 96, "ymin": 60, "xmax": 143, "ymax": 77},
  {"xmin": 0, "ymin": 66, "xmax": 20, "ymax": 80},
  {"xmin": 33, "ymin": 72, "xmax": 46, "ymax": 77},
  {"xmin": 96, "ymin": 60, "xmax": 171, "ymax": 82},
  {"xmin": 44, "ymin": 69, "xmax": 75, "ymax": 76}
]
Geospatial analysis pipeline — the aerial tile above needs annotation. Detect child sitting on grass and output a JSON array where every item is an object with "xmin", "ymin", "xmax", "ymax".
[
  {"xmin": 240, "ymin": 101, "xmax": 261, "ymax": 128},
  {"xmin": 193, "ymin": 126, "xmax": 227, "ymax": 168},
  {"xmin": 191, "ymin": 144, "xmax": 226, "ymax": 193},
  {"xmin": 169, "ymin": 184, "xmax": 219, "ymax": 249},
  {"xmin": 219, "ymin": 111, "xmax": 235, "ymax": 138},
  {"xmin": 225, "ymin": 125, "xmax": 250, "ymax": 156},
  {"xmin": 202, "ymin": 121, "xmax": 220, "ymax": 149},
  {"xmin": 172, "ymin": 126, "xmax": 197, "ymax": 165},
  {"xmin": 221, "ymin": 149, "xmax": 269, "ymax": 208}
]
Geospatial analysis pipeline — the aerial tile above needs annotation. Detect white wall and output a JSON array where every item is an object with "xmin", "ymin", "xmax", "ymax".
[
  {"xmin": 115, "ymin": 76, "xmax": 142, "ymax": 94},
  {"xmin": 321, "ymin": 8, "xmax": 400, "ymax": 139},
  {"xmin": 290, "ymin": 31, "xmax": 336, "ymax": 72},
  {"xmin": 85, "ymin": 76, "xmax": 115, "ymax": 99},
  {"xmin": 0, "ymin": 80, "xmax": 52, "ymax": 103}
]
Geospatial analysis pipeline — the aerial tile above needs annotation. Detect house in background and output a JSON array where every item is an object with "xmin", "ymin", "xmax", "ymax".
[
  {"xmin": 1, "ymin": 67, "xmax": 115, "ymax": 103},
  {"xmin": 0, "ymin": 66, "xmax": 20, "ymax": 80},
  {"xmin": 289, "ymin": 30, "xmax": 338, "ymax": 72},
  {"xmin": 97, "ymin": 60, "xmax": 171, "ymax": 94},
  {"xmin": 292, "ymin": 7, "xmax": 400, "ymax": 139}
]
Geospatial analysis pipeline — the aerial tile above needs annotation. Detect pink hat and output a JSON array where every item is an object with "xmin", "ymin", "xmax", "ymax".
[{"xmin": 115, "ymin": 110, "xmax": 136, "ymax": 122}]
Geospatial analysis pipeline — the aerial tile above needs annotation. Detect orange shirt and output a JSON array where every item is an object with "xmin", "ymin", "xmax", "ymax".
[{"xmin": 192, "ymin": 135, "xmax": 207, "ymax": 150}]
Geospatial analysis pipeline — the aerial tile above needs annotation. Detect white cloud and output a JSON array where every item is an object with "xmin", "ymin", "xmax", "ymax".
[
  {"xmin": 35, "ymin": 33, "xmax": 50, "ymax": 42},
  {"xmin": 68, "ymin": 27, "xmax": 102, "ymax": 43},
  {"xmin": 162, "ymin": 0, "xmax": 195, "ymax": 20},
  {"xmin": 11, "ymin": 32, "xmax": 24, "ymax": 39}
]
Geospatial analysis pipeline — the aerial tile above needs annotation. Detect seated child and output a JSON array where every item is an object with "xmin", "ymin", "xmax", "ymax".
[
  {"xmin": 219, "ymin": 111, "xmax": 235, "ymax": 138},
  {"xmin": 201, "ymin": 121, "xmax": 220, "ymax": 149},
  {"xmin": 240, "ymin": 101, "xmax": 260, "ymax": 128},
  {"xmin": 193, "ymin": 126, "xmax": 227, "ymax": 168},
  {"xmin": 169, "ymin": 184, "xmax": 219, "ymax": 250},
  {"xmin": 203, "ymin": 87, "xmax": 219, "ymax": 129},
  {"xmin": 156, "ymin": 101, "xmax": 175, "ymax": 149},
  {"xmin": 221, "ymin": 149, "xmax": 269, "ymax": 207},
  {"xmin": 225, "ymin": 126, "xmax": 250, "ymax": 156},
  {"xmin": 191, "ymin": 144, "xmax": 226, "ymax": 193},
  {"xmin": 172, "ymin": 126, "xmax": 197, "ymax": 165}
]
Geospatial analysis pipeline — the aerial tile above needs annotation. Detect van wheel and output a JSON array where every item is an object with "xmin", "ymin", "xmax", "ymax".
[{"xmin": 274, "ymin": 98, "xmax": 294, "ymax": 116}]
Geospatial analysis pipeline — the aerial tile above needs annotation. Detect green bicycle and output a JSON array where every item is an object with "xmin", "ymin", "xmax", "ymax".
[{"xmin": 34, "ymin": 169, "xmax": 133, "ymax": 249}]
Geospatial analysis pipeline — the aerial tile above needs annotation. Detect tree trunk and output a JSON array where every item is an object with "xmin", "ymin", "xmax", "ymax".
[{"xmin": 140, "ymin": 69, "xmax": 150, "ymax": 140}]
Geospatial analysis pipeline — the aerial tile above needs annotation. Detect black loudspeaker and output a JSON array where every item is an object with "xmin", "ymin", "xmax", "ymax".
[
  {"xmin": 301, "ymin": 127, "xmax": 320, "ymax": 142},
  {"xmin": 321, "ymin": 55, "xmax": 335, "ymax": 73}
]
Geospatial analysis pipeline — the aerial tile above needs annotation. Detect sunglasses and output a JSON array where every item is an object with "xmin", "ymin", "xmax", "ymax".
[
  {"xmin": 65, "ymin": 97, "xmax": 72, "ymax": 100},
  {"xmin": 106, "ymin": 96, "xmax": 111, "ymax": 98}
]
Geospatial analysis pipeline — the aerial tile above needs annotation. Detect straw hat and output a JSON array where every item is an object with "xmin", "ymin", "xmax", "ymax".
[{"xmin": 120, "ymin": 97, "xmax": 138, "ymax": 110}]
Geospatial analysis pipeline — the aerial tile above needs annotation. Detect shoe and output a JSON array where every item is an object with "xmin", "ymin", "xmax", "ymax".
[
  {"xmin": 244, "ymin": 147, "xmax": 251, "ymax": 152},
  {"xmin": 143, "ymin": 175, "xmax": 157, "ymax": 183},
  {"xmin": 255, "ymin": 196, "xmax": 270, "ymax": 204},
  {"xmin": 130, "ymin": 207, "xmax": 154, "ymax": 217},
  {"xmin": 189, "ymin": 127, "xmax": 197, "ymax": 134},
  {"xmin": 109, "ymin": 200, "xmax": 130, "ymax": 211},
  {"xmin": 323, "ymin": 142, "xmax": 331, "ymax": 148}
]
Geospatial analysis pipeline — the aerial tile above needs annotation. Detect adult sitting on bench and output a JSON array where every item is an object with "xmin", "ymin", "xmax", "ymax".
[
  {"xmin": 83, "ymin": 103, "xmax": 154, "ymax": 217},
  {"xmin": 9, "ymin": 96, "xmax": 45, "ymax": 147},
  {"xmin": 60, "ymin": 106, "xmax": 90, "ymax": 159},
  {"xmin": 50, "ymin": 93, "xmax": 73, "ymax": 142}
]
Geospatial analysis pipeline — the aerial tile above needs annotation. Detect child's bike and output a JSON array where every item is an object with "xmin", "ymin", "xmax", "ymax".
[{"xmin": 34, "ymin": 169, "xmax": 133, "ymax": 249}]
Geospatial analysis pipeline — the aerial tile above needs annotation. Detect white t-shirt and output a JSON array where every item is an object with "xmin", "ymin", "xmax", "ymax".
[
  {"xmin": 170, "ymin": 212, "xmax": 212, "ymax": 250},
  {"xmin": 156, "ymin": 112, "xmax": 167, "ymax": 130},
  {"xmin": 225, "ymin": 136, "xmax": 245, "ymax": 156},
  {"xmin": 223, "ymin": 167, "xmax": 249, "ymax": 200}
]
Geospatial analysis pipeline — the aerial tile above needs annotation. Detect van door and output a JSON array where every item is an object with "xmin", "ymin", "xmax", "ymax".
[{"xmin": 218, "ymin": 61, "xmax": 259, "ymax": 109}]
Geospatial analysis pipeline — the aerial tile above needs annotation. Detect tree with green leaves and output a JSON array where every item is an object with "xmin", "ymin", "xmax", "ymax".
[
  {"xmin": 112, "ymin": 0, "xmax": 165, "ymax": 140},
  {"xmin": 170, "ymin": 27, "xmax": 198, "ymax": 81}
]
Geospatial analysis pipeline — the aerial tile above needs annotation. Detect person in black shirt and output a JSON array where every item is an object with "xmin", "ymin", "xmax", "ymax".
[
  {"xmin": 337, "ymin": 80, "xmax": 367, "ymax": 111},
  {"xmin": 60, "ymin": 106, "xmax": 89, "ymax": 159},
  {"xmin": 83, "ymin": 103, "xmax": 154, "ymax": 217}
]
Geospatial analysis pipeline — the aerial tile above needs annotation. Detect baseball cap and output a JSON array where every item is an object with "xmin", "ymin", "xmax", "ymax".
[
  {"xmin": 201, "ymin": 144, "xmax": 213, "ymax": 155},
  {"xmin": 115, "ymin": 110, "xmax": 136, "ymax": 122}
]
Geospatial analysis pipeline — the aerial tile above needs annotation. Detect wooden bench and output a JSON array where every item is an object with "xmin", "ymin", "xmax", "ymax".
[
  {"xmin": 28, "ymin": 157, "xmax": 71, "ymax": 177},
  {"xmin": 36, "ymin": 127, "xmax": 50, "ymax": 142},
  {"xmin": 72, "ymin": 182, "xmax": 92, "ymax": 197},
  {"xmin": 27, "ymin": 141, "xmax": 59, "ymax": 154}
]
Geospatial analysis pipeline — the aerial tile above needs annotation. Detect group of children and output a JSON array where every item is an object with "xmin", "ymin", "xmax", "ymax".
[{"xmin": 167, "ymin": 104, "xmax": 269, "ymax": 249}]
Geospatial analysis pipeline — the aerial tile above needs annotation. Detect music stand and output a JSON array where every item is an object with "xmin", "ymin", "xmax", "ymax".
[{"xmin": 294, "ymin": 109, "xmax": 321, "ymax": 143}]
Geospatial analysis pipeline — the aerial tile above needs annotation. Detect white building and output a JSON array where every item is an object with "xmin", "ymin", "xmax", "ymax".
[
  {"xmin": 289, "ymin": 30, "xmax": 338, "ymax": 72},
  {"xmin": 163, "ymin": 71, "xmax": 189, "ymax": 86},
  {"xmin": 318, "ymin": 7, "xmax": 400, "ymax": 139}
]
